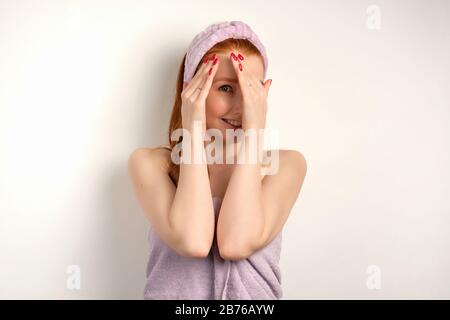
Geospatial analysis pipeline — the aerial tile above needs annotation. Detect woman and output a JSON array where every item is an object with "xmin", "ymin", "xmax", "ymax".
[{"xmin": 128, "ymin": 21, "xmax": 307, "ymax": 299}]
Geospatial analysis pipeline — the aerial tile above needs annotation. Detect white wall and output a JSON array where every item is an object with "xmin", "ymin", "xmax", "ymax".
[{"xmin": 1, "ymin": 0, "xmax": 449, "ymax": 299}]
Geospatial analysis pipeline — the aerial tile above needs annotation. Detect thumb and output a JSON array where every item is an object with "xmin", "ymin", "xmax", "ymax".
[{"xmin": 263, "ymin": 79, "xmax": 272, "ymax": 91}]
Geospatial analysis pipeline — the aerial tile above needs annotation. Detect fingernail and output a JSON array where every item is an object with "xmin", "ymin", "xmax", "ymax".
[
  {"xmin": 213, "ymin": 57, "xmax": 218, "ymax": 65},
  {"xmin": 212, "ymin": 53, "xmax": 216, "ymax": 60},
  {"xmin": 238, "ymin": 53, "xmax": 244, "ymax": 61},
  {"xmin": 239, "ymin": 63, "xmax": 242, "ymax": 71},
  {"xmin": 209, "ymin": 67, "xmax": 212, "ymax": 75},
  {"xmin": 231, "ymin": 52, "xmax": 238, "ymax": 61},
  {"xmin": 203, "ymin": 57, "xmax": 208, "ymax": 64}
]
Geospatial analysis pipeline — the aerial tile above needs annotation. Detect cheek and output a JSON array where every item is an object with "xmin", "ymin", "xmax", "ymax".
[{"xmin": 206, "ymin": 93, "xmax": 231, "ymax": 118}]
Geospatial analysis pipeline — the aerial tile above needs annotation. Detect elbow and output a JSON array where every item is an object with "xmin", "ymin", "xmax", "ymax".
[
  {"xmin": 218, "ymin": 242, "xmax": 252, "ymax": 261},
  {"xmin": 217, "ymin": 228, "xmax": 262, "ymax": 261},
  {"xmin": 169, "ymin": 216, "xmax": 212, "ymax": 259},
  {"xmin": 186, "ymin": 246, "xmax": 210, "ymax": 259},
  {"xmin": 180, "ymin": 240, "xmax": 211, "ymax": 259}
]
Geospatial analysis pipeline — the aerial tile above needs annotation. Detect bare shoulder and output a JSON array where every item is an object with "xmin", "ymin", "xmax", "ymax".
[
  {"xmin": 258, "ymin": 149, "xmax": 307, "ymax": 235},
  {"xmin": 128, "ymin": 146, "xmax": 172, "ymax": 173},
  {"xmin": 280, "ymin": 149, "xmax": 307, "ymax": 172},
  {"xmin": 262, "ymin": 149, "xmax": 307, "ymax": 178}
]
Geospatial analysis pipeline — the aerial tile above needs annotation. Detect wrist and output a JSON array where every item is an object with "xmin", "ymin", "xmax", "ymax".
[
  {"xmin": 180, "ymin": 120, "xmax": 206, "ymax": 165},
  {"xmin": 183, "ymin": 119, "xmax": 205, "ymax": 133}
]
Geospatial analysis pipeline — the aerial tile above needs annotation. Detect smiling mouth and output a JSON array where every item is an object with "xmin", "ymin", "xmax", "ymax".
[{"xmin": 221, "ymin": 118, "xmax": 242, "ymax": 129}]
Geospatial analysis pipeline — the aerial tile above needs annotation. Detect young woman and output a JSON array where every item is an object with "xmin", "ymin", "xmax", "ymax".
[{"xmin": 128, "ymin": 21, "xmax": 307, "ymax": 300}]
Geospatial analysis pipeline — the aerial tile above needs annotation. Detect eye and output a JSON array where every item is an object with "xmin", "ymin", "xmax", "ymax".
[{"xmin": 218, "ymin": 84, "xmax": 233, "ymax": 93}]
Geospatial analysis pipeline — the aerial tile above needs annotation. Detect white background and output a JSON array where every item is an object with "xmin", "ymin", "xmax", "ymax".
[{"xmin": 1, "ymin": 0, "xmax": 449, "ymax": 299}]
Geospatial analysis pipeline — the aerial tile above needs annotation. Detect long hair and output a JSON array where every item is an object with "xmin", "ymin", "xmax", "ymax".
[{"xmin": 162, "ymin": 38, "xmax": 264, "ymax": 186}]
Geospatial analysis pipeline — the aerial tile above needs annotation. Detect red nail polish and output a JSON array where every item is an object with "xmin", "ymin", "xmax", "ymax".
[
  {"xmin": 231, "ymin": 52, "xmax": 238, "ymax": 61},
  {"xmin": 212, "ymin": 53, "xmax": 216, "ymax": 60},
  {"xmin": 208, "ymin": 67, "xmax": 212, "ymax": 75},
  {"xmin": 203, "ymin": 57, "xmax": 208, "ymax": 64},
  {"xmin": 238, "ymin": 53, "xmax": 244, "ymax": 61},
  {"xmin": 239, "ymin": 63, "xmax": 242, "ymax": 71},
  {"xmin": 213, "ymin": 57, "xmax": 218, "ymax": 65}
]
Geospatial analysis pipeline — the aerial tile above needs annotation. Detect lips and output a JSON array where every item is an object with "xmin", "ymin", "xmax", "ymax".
[{"xmin": 221, "ymin": 118, "xmax": 242, "ymax": 129}]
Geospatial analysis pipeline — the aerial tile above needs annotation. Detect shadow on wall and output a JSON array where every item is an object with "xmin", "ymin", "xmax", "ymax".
[
  {"xmin": 80, "ymin": 44, "xmax": 185, "ymax": 299},
  {"xmin": 102, "ymin": 165, "xmax": 150, "ymax": 299},
  {"xmin": 134, "ymin": 41, "xmax": 185, "ymax": 146}
]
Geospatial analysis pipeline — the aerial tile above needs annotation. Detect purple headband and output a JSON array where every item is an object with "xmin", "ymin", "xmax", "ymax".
[{"xmin": 183, "ymin": 21, "xmax": 268, "ymax": 83}]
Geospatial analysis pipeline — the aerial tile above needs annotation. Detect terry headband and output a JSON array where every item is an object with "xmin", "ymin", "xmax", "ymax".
[{"xmin": 183, "ymin": 21, "xmax": 269, "ymax": 83}]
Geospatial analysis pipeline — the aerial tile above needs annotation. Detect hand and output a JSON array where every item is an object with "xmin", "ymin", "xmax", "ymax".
[
  {"xmin": 181, "ymin": 54, "xmax": 219, "ymax": 132},
  {"xmin": 229, "ymin": 52, "xmax": 272, "ymax": 130}
]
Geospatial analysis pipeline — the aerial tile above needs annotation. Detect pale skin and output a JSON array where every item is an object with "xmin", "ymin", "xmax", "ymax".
[{"xmin": 128, "ymin": 50, "xmax": 307, "ymax": 260}]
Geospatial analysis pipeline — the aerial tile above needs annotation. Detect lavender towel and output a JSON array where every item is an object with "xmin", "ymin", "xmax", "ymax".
[{"xmin": 143, "ymin": 196, "xmax": 283, "ymax": 300}]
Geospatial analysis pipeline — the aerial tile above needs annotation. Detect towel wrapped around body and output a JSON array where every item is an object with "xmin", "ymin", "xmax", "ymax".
[{"xmin": 144, "ymin": 196, "xmax": 283, "ymax": 300}]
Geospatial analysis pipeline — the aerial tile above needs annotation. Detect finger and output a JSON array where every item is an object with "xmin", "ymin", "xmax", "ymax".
[
  {"xmin": 236, "ymin": 52, "xmax": 262, "ymax": 88},
  {"xmin": 263, "ymin": 79, "xmax": 272, "ymax": 94},
  {"xmin": 229, "ymin": 51, "xmax": 250, "ymax": 96},
  {"xmin": 191, "ymin": 55, "xmax": 219, "ymax": 101},
  {"xmin": 184, "ymin": 54, "xmax": 216, "ymax": 98},
  {"xmin": 183, "ymin": 57, "xmax": 210, "ymax": 97},
  {"xmin": 230, "ymin": 52, "xmax": 261, "ymax": 96},
  {"xmin": 196, "ymin": 57, "xmax": 220, "ymax": 102}
]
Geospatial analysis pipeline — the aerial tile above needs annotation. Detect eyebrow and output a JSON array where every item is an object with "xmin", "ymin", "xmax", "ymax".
[
  {"xmin": 214, "ymin": 76, "xmax": 264, "ymax": 83},
  {"xmin": 214, "ymin": 77, "xmax": 238, "ymax": 83}
]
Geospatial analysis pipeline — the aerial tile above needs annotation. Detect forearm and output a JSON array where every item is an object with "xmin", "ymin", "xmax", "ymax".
[
  {"xmin": 169, "ymin": 124, "xmax": 215, "ymax": 254},
  {"xmin": 217, "ymin": 134, "xmax": 265, "ymax": 255}
]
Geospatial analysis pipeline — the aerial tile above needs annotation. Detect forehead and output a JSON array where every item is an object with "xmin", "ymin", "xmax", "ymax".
[{"xmin": 213, "ymin": 53, "xmax": 264, "ymax": 83}]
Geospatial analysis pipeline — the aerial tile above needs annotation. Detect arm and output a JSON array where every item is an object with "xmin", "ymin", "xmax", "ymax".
[
  {"xmin": 169, "ymin": 126, "xmax": 215, "ymax": 257},
  {"xmin": 128, "ymin": 144, "xmax": 214, "ymax": 259},
  {"xmin": 128, "ymin": 55, "xmax": 220, "ymax": 258},
  {"xmin": 217, "ymin": 149, "xmax": 307, "ymax": 260}
]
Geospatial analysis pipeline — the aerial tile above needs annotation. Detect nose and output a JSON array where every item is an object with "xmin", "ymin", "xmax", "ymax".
[{"xmin": 230, "ymin": 94, "xmax": 243, "ymax": 115}]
